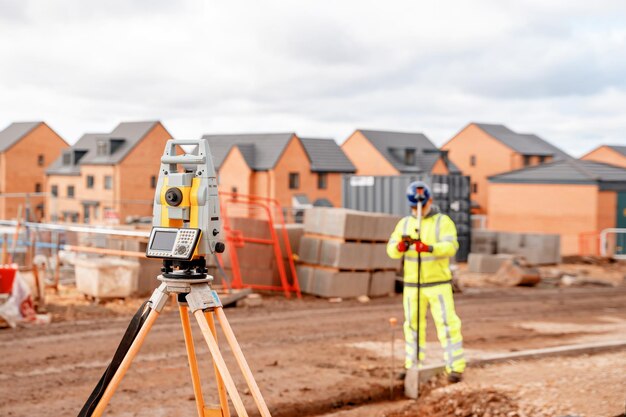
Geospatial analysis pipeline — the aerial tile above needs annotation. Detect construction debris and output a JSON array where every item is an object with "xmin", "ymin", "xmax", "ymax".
[
  {"xmin": 490, "ymin": 258, "xmax": 541, "ymax": 287},
  {"xmin": 74, "ymin": 257, "xmax": 140, "ymax": 300}
]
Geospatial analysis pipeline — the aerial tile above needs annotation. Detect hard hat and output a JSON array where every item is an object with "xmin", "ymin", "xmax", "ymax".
[{"xmin": 406, "ymin": 181, "xmax": 431, "ymax": 207}]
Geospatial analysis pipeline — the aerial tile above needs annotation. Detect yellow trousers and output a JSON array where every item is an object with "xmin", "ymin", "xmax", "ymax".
[{"xmin": 403, "ymin": 283, "xmax": 466, "ymax": 373}]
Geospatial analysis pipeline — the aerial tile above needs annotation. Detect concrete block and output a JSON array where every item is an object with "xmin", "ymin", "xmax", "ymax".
[
  {"xmin": 471, "ymin": 230, "xmax": 499, "ymax": 244},
  {"xmin": 373, "ymin": 214, "xmax": 402, "ymax": 242},
  {"xmin": 299, "ymin": 236, "xmax": 322, "ymax": 264},
  {"xmin": 471, "ymin": 241, "xmax": 497, "ymax": 255},
  {"xmin": 467, "ymin": 253, "xmax": 515, "ymax": 274},
  {"xmin": 222, "ymin": 242, "xmax": 275, "ymax": 269},
  {"xmin": 497, "ymin": 232, "xmax": 560, "ymax": 265},
  {"xmin": 303, "ymin": 208, "xmax": 327, "ymax": 234},
  {"xmin": 274, "ymin": 224, "xmax": 305, "ymax": 258},
  {"xmin": 319, "ymin": 240, "xmax": 371, "ymax": 269},
  {"xmin": 229, "ymin": 217, "xmax": 272, "ymax": 240},
  {"xmin": 296, "ymin": 265, "xmax": 316, "ymax": 293},
  {"xmin": 310, "ymin": 269, "xmax": 370, "ymax": 298},
  {"xmin": 136, "ymin": 258, "xmax": 162, "ymax": 296},
  {"xmin": 325, "ymin": 209, "xmax": 376, "ymax": 240},
  {"xmin": 225, "ymin": 266, "xmax": 279, "ymax": 287},
  {"xmin": 74, "ymin": 257, "xmax": 139, "ymax": 299},
  {"xmin": 271, "ymin": 258, "xmax": 297, "ymax": 287},
  {"xmin": 370, "ymin": 243, "xmax": 402, "ymax": 270},
  {"xmin": 369, "ymin": 270, "xmax": 396, "ymax": 297}
]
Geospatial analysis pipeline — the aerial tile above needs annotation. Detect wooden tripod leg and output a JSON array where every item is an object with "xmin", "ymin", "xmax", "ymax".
[
  {"xmin": 91, "ymin": 309, "xmax": 160, "ymax": 417},
  {"xmin": 215, "ymin": 308, "xmax": 272, "ymax": 417},
  {"xmin": 193, "ymin": 310, "xmax": 249, "ymax": 417},
  {"xmin": 179, "ymin": 305, "xmax": 206, "ymax": 417},
  {"xmin": 205, "ymin": 311, "xmax": 231, "ymax": 417}
]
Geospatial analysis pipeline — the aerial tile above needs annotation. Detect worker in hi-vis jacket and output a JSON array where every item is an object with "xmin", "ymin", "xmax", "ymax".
[{"xmin": 386, "ymin": 181, "xmax": 465, "ymax": 383}]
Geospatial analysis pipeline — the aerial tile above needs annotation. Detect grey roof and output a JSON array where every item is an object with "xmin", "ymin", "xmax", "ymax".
[
  {"xmin": 46, "ymin": 121, "xmax": 164, "ymax": 175},
  {"xmin": 474, "ymin": 123, "xmax": 570, "ymax": 159},
  {"xmin": 202, "ymin": 133, "xmax": 295, "ymax": 171},
  {"xmin": 0, "ymin": 121, "xmax": 42, "ymax": 152},
  {"xmin": 300, "ymin": 138, "xmax": 356, "ymax": 173},
  {"xmin": 46, "ymin": 133, "xmax": 104, "ymax": 175},
  {"xmin": 80, "ymin": 121, "xmax": 160, "ymax": 165},
  {"xmin": 357, "ymin": 129, "xmax": 454, "ymax": 174},
  {"xmin": 489, "ymin": 159, "xmax": 626, "ymax": 189},
  {"xmin": 606, "ymin": 145, "xmax": 626, "ymax": 157}
]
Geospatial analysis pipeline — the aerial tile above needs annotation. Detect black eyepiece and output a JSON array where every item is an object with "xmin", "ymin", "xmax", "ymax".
[{"xmin": 165, "ymin": 187, "xmax": 183, "ymax": 206}]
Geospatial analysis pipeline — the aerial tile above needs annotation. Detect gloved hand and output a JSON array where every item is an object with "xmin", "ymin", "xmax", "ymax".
[
  {"xmin": 396, "ymin": 241, "xmax": 410, "ymax": 252},
  {"xmin": 414, "ymin": 240, "xmax": 433, "ymax": 253}
]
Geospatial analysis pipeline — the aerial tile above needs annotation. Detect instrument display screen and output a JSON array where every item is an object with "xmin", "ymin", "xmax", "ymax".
[{"xmin": 151, "ymin": 230, "xmax": 178, "ymax": 251}]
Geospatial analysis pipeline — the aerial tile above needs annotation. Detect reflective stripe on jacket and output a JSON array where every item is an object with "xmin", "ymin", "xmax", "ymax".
[{"xmin": 386, "ymin": 212, "xmax": 458, "ymax": 284}]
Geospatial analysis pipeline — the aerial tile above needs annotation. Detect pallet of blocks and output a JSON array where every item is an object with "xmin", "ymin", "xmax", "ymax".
[
  {"xmin": 296, "ymin": 208, "xmax": 402, "ymax": 298},
  {"xmin": 221, "ymin": 217, "xmax": 304, "ymax": 288}
]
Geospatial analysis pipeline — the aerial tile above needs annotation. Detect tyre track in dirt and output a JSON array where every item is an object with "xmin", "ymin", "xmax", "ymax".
[{"xmin": 1, "ymin": 286, "xmax": 625, "ymax": 417}]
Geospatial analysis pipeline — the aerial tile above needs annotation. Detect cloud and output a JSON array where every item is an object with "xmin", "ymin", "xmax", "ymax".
[{"xmin": 0, "ymin": 0, "xmax": 625, "ymax": 157}]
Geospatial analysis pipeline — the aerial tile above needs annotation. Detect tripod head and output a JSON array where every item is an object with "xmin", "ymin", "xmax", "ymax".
[{"xmin": 145, "ymin": 139, "xmax": 225, "ymax": 279}]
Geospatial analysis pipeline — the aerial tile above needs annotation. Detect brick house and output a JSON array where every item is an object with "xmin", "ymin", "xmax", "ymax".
[
  {"xmin": 442, "ymin": 123, "xmax": 570, "ymax": 213},
  {"xmin": 581, "ymin": 145, "xmax": 626, "ymax": 168},
  {"xmin": 201, "ymin": 133, "xmax": 355, "ymax": 210},
  {"xmin": 487, "ymin": 159, "xmax": 626, "ymax": 254},
  {"xmin": 46, "ymin": 121, "xmax": 172, "ymax": 224},
  {"xmin": 0, "ymin": 121, "xmax": 68, "ymax": 220},
  {"xmin": 341, "ymin": 129, "xmax": 458, "ymax": 177}
]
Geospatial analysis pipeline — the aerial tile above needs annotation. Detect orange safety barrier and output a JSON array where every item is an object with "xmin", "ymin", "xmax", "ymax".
[
  {"xmin": 578, "ymin": 231, "xmax": 600, "ymax": 256},
  {"xmin": 218, "ymin": 192, "xmax": 301, "ymax": 298}
]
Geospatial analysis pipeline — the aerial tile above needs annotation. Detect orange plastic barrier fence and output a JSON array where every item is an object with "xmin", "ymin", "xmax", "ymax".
[{"xmin": 218, "ymin": 192, "xmax": 301, "ymax": 298}]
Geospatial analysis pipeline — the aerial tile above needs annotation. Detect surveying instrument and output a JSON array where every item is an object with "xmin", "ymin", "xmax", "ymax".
[{"xmin": 79, "ymin": 140, "xmax": 272, "ymax": 417}]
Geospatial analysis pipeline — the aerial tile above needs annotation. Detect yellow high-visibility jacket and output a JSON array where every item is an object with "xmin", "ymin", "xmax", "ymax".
[{"xmin": 386, "ymin": 212, "xmax": 458, "ymax": 284}]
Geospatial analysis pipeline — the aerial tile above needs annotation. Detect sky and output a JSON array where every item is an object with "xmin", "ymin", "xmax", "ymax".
[{"xmin": 1, "ymin": 0, "xmax": 626, "ymax": 157}]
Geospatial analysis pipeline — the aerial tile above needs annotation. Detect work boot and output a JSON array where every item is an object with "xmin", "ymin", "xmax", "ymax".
[{"xmin": 447, "ymin": 371, "xmax": 463, "ymax": 383}]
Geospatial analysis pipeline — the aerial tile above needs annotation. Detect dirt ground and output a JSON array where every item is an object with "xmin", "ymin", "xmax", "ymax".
[
  {"xmin": 1, "ymin": 284, "xmax": 626, "ymax": 417},
  {"xmin": 322, "ymin": 351, "xmax": 626, "ymax": 417}
]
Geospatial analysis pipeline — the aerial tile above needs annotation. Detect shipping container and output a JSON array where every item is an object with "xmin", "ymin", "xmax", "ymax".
[{"xmin": 342, "ymin": 174, "xmax": 471, "ymax": 261}]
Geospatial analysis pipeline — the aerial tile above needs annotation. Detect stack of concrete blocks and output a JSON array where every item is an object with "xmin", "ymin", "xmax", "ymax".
[
  {"xmin": 468, "ymin": 231, "xmax": 560, "ymax": 272},
  {"xmin": 471, "ymin": 230, "xmax": 498, "ymax": 254},
  {"xmin": 497, "ymin": 232, "xmax": 561, "ymax": 265},
  {"xmin": 221, "ymin": 217, "xmax": 303, "ymax": 288},
  {"xmin": 297, "ymin": 208, "xmax": 401, "ymax": 298}
]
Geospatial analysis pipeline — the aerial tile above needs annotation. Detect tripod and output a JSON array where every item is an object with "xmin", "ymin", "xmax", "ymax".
[{"xmin": 81, "ymin": 262, "xmax": 272, "ymax": 417}]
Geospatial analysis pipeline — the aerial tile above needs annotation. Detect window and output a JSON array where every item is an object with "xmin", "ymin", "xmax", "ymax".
[
  {"xmin": 404, "ymin": 149, "xmax": 416, "ymax": 165},
  {"xmin": 83, "ymin": 205, "xmax": 90, "ymax": 224},
  {"xmin": 97, "ymin": 140, "xmax": 107, "ymax": 156},
  {"xmin": 523, "ymin": 155, "xmax": 531, "ymax": 167},
  {"xmin": 288, "ymin": 172, "xmax": 300, "ymax": 190},
  {"xmin": 317, "ymin": 173, "xmax": 328, "ymax": 189},
  {"xmin": 150, "ymin": 175, "xmax": 157, "ymax": 189},
  {"xmin": 104, "ymin": 175, "xmax": 113, "ymax": 190},
  {"xmin": 538, "ymin": 155, "xmax": 547, "ymax": 164},
  {"xmin": 62, "ymin": 152, "xmax": 72, "ymax": 166},
  {"xmin": 35, "ymin": 183, "xmax": 42, "ymax": 193},
  {"xmin": 470, "ymin": 155, "xmax": 476, "ymax": 167},
  {"xmin": 86, "ymin": 175, "xmax": 95, "ymax": 189},
  {"xmin": 51, "ymin": 185, "xmax": 58, "ymax": 197},
  {"xmin": 67, "ymin": 185, "xmax": 75, "ymax": 198},
  {"xmin": 472, "ymin": 182, "xmax": 478, "ymax": 194},
  {"xmin": 37, "ymin": 154, "xmax": 44, "ymax": 166}
]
